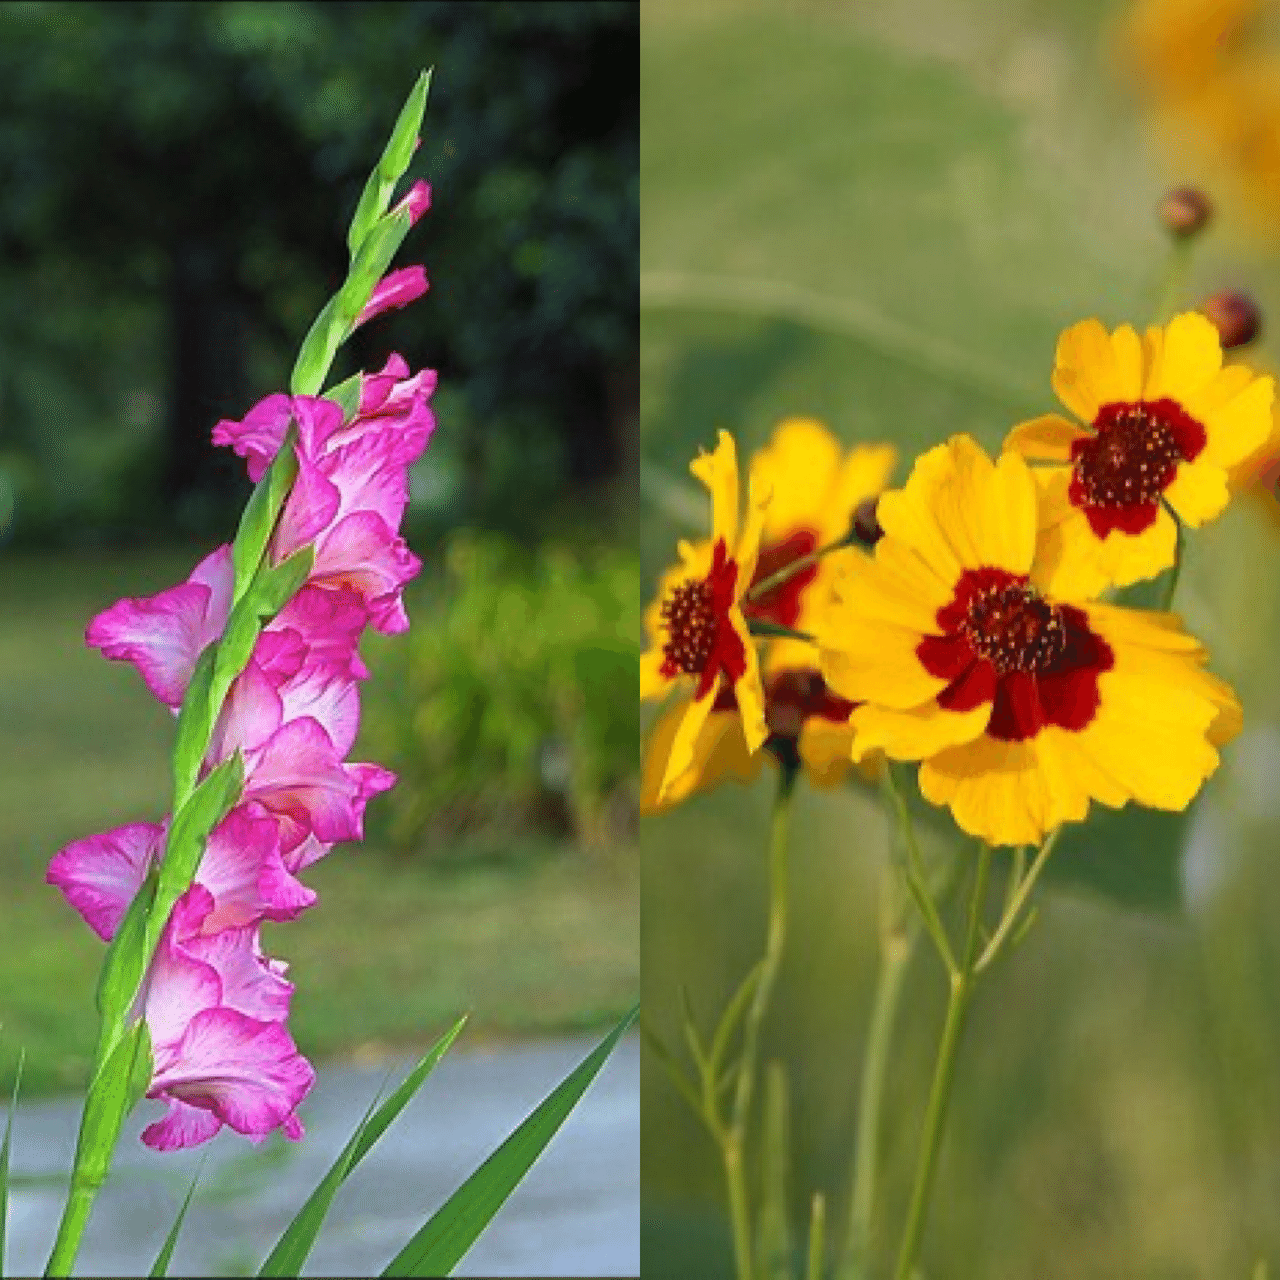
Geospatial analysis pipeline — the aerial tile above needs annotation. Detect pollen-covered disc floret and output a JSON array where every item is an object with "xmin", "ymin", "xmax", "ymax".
[
  {"xmin": 817, "ymin": 435, "xmax": 1241, "ymax": 846},
  {"xmin": 1004, "ymin": 313, "xmax": 1274, "ymax": 595},
  {"xmin": 960, "ymin": 578, "xmax": 1066, "ymax": 675},
  {"xmin": 1069, "ymin": 398, "xmax": 1205, "ymax": 535},
  {"xmin": 659, "ymin": 558, "xmax": 737, "ymax": 692}
]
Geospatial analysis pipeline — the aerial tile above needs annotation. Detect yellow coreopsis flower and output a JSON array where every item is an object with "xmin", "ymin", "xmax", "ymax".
[
  {"xmin": 817, "ymin": 434, "xmax": 1241, "ymax": 847},
  {"xmin": 1004, "ymin": 312, "xmax": 1274, "ymax": 596},
  {"xmin": 641, "ymin": 430, "xmax": 770, "ymax": 805},
  {"xmin": 641, "ymin": 419, "xmax": 895, "ymax": 811}
]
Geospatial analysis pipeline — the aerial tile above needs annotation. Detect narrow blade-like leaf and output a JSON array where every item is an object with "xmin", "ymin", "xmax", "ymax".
[
  {"xmin": 149, "ymin": 1156, "xmax": 206, "ymax": 1278},
  {"xmin": 258, "ymin": 1016, "xmax": 467, "ymax": 1278},
  {"xmin": 0, "ymin": 1051, "xmax": 25, "ymax": 1278},
  {"xmin": 381, "ymin": 1004, "xmax": 637, "ymax": 1278}
]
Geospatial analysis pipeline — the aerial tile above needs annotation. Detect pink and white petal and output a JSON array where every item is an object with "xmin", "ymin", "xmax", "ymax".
[
  {"xmin": 273, "ymin": 448, "xmax": 342, "ymax": 560},
  {"xmin": 357, "ymin": 353, "xmax": 412, "ymax": 416},
  {"xmin": 209, "ymin": 662, "xmax": 285, "ymax": 762},
  {"xmin": 184, "ymin": 926, "xmax": 294, "ymax": 1023},
  {"xmin": 47, "ymin": 822, "xmax": 165, "ymax": 941},
  {"xmin": 87, "ymin": 582, "xmax": 216, "ymax": 708},
  {"xmin": 143, "ymin": 910, "xmax": 224, "ymax": 1050},
  {"xmin": 212, "ymin": 395, "xmax": 295, "ymax": 483},
  {"xmin": 243, "ymin": 718, "xmax": 363, "ymax": 845},
  {"xmin": 278, "ymin": 665, "xmax": 361, "ymax": 757},
  {"xmin": 310, "ymin": 513, "xmax": 421, "ymax": 632},
  {"xmin": 198, "ymin": 807, "xmax": 315, "ymax": 931},
  {"xmin": 322, "ymin": 431, "xmax": 416, "ymax": 530},
  {"xmin": 269, "ymin": 586, "xmax": 370, "ymax": 679},
  {"xmin": 141, "ymin": 1098, "xmax": 225, "ymax": 1151},
  {"xmin": 147, "ymin": 1007, "xmax": 314, "ymax": 1145},
  {"xmin": 281, "ymin": 834, "xmax": 334, "ymax": 874},
  {"xmin": 291, "ymin": 395, "xmax": 348, "ymax": 460},
  {"xmin": 252, "ymin": 627, "xmax": 309, "ymax": 685}
]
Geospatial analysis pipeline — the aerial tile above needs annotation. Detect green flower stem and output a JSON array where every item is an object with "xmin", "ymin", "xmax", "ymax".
[
  {"xmin": 806, "ymin": 1194, "xmax": 827, "ymax": 1280},
  {"xmin": 974, "ymin": 828, "xmax": 1058, "ymax": 974},
  {"xmin": 842, "ymin": 906, "xmax": 914, "ymax": 1280},
  {"xmin": 724, "ymin": 761, "xmax": 797, "ymax": 1280},
  {"xmin": 1158, "ymin": 506, "xmax": 1185, "ymax": 613},
  {"xmin": 1153, "ymin": 235, "xmax": 1194, "ymax": 326},
  {"xmin": 894, "ymin": 842, "xmax": 992, "ymax": 1280},
  {"xmin": 745, "ymin": 534, "xmax": 852, "ymax": 603}
]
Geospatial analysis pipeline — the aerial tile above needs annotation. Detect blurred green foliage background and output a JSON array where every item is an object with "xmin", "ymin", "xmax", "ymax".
[
  {"xmin": 641, "ymin": 1, "xmax": 1280, "ymax": 1276},
  {"xmin": 0, "ymin": 1, "xmax": 638, "ymax": 1102}
]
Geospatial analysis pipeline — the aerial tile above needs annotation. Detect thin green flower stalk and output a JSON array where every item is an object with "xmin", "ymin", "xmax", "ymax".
[
  {"xmin": 892, "ymin": 828, "xmax": 1059, "ymax": 1280},
  {"xmin": 45, "ymin": 71, "xmax": 432, "ymax": 1278}
]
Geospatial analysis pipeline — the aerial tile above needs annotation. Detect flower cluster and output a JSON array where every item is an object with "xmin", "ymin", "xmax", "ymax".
[
  {"xmin": 643, "ymin": 313, "xmax": 1273, "ymax": 846},
  {"xmin": 48, "ymin": 354, "xmax": 436, "ymax": 1149}
]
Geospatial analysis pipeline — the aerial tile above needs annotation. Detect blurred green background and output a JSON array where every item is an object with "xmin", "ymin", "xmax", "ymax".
[
  {"xmin": 0, "ymin": 2, "xmax": 638, "ymax": 1103},
  {"xmin": 641, "ymin": 1, "xmax": 1280, "ymax": 1277}
]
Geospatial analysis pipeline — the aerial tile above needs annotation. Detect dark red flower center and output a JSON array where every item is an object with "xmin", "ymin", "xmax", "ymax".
[
  {"xmin": 917, "ymin": 566, "xmax": 1114, "ymax": 743},
  {"xmin": 1069, "ymin": 397, "xmax": 1207, "ymax": 537},
  {"xmin": 744, "ymin": 529, "xmax": 819, "ymax": 629},
  {"xmin": 660, "ymin": 539, "xmax": 746, "ymax": 699}
]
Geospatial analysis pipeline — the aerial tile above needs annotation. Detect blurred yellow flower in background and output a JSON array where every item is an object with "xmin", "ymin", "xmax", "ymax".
[
  {"xmin": 641, "ymin": 420, "xmax": 895, "ymax": 811},
  {"xmin": 818, "ymin": 435, "xmax": 1240, "ymax": 846},
  {"xmin": 1004, "ymin": 312, "xmax": 1274, "ymax": 596}
]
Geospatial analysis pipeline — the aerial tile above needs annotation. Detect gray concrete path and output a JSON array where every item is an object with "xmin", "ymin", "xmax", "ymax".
[{"xmin": 7, "ymin": 1034, "xmax": 639, "ymax": 1277}]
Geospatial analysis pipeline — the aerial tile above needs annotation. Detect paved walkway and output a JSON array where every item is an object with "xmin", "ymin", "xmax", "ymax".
[{"xmin": 7, "ymin": 1034, "xmax": 639, "ymax": 1277}]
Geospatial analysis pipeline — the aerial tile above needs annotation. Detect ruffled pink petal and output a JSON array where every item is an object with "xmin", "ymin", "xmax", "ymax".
[
  {"xmin": 142, "ymin": 891, "xmax": 224, "ymax": 1049},
  {"xmin": 141, "ymin": 1098, "xmax": 223, "ymax": 1151},
  {"xmin": 209, "ymin": 661, "xmax": 284, "ymax": 761},
  {"xmin": 184, "ymin": 925, "xmax": 294, "ymax": 1023},
  {"xmin": 357, "ymin": 353, "xmax": 412, "ymax": 416},
  {"xmin": 281, "ymin": 835, "xmax": 334, "ymax": 874},
  {"xmin": 47, "ymin": 822, "xmax": 164, "ymax": 941},
  {"xmin": 291, "ymin": 395, "xmax": 348, "ymax": 462},
  {"xmin": 253, "ymin": 627, "xmax": 308, "ymax": 685},
  {"xmin": 278, "ymin": 664, "xmax": 361, "ymax": 758},
  {"xmin": 310, "ymin": 512, "xmax": 421, "ymax": 633},
  {"xmin": 323, "ymin": 432, "xmax": 416, "ymax": 532},
  {"xmin": 355, "ymin": 266, "xmax": 429, "ymax": 330},
  {"xmin": 86, "ymin": 544, "xmax": 233, "ymax": 708},
  {"xmin": 273, "ymin": 447, "xmax": 342, "ymax": 561},
  {"xmin": 269, "ymin": 586, "xmax": 370, "ymax": 680},
  {"xmin": 344, "ymin": 762, "xmax": 398, "ymax": 841},
  {"xmin": 242, "ymin": 717, "xmax": 363, "ymax": 846},
  {"xmin": 197, "ymin": 806, "xmax": 316, "ymax": 930},
  {"xmin": 144, "ymin": 1007, "xmax": 313, "ymax": 1149},
  {"xmin": 212, "ymin": 394, "xmax": 294, "ymax": 483}
]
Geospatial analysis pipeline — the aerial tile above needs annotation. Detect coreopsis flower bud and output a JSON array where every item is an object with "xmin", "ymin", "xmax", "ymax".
[
  {"xmin": 1201, "ymin": 287, "xmax": 1262, "ymax": 349},
  {"xmin": 1159, "ymin": 186, "xmax": 1214, "ymax": 237},
  {"xmin": 853, "ymin": 497, "xmax": 884, "ymax": 546}
]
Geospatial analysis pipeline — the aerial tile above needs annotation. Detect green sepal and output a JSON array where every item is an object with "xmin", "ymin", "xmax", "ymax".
[
  {"xmin": 347, "ymin": 68, "xmax": 432, "ymax": 260},
  {"xmin": 152, "ymin": 753, "xmax": 245, "ymax": 942},
  {"xmin": 323, "ymin": 371, "xmax": 364, "ymax": 423},
  {"xmin": 96, "ymin": 863, "xmax": 160, "ymax": 1033},
  {"xmin": 78, "ymin": 1019, "xmax": 153, "ymax": 1188},
  {"xmin": 290, "ymin": 296, "xmax": 345, "ymax": 398},
  {"xmin": 338, "ymin": 207, "xmax": 414, "ymax": 329},
  {"xmin": 171, "ymin": 644, "xmax": 218, "ymax": 813},
  {"xmin": 381, "ymin": 1004, "xmax": 637, "ymax": 1277},
  {"xmin": 231, "ymin": 432, "xmax": 300, "ymax": 606},
  {"xmin": 246, "ymin": 546, "xmax": 315, "ymax": 619}
]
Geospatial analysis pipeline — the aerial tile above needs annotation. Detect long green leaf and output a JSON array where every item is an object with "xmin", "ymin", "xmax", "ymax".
[
  {"xmin": 149, "ymin": 1156, "xmax": 206, "ymax": 1278},
  {"xmin": 0, "ymin": 1051, "xmax": 24, "ymax": 1279},
  {"xmin": 382, "ymin": 1005, "xmax": 637, "ymax": 1278},
  {"xmin": 258, "ymin": 1016, "xmax": 467, "ymax": 1277}
]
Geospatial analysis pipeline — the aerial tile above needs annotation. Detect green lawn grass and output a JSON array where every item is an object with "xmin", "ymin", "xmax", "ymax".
[
  {"xmin": 642, "ymin": 1, "xmax": 1280, "ymax": 1276},
  {"xmin": 0, "ymin": 545, "xmax": 637, "ymax": 1098}
]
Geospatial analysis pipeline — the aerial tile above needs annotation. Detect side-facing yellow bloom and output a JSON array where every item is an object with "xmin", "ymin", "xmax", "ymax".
[
  {"xmin": 641, "ymin": 419, "xmax": 895, "ymax": 811},
  {"xmin": 1004, "ymin": 312, "xmax": 1274, "ymax": 596},
  {"xmin": 641, "ymin": 431, "xmax": 770, "ymax": 805},
  {"xmin": 818, "ymin": 434, "xmax": 1241, "ymax": 847}
]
